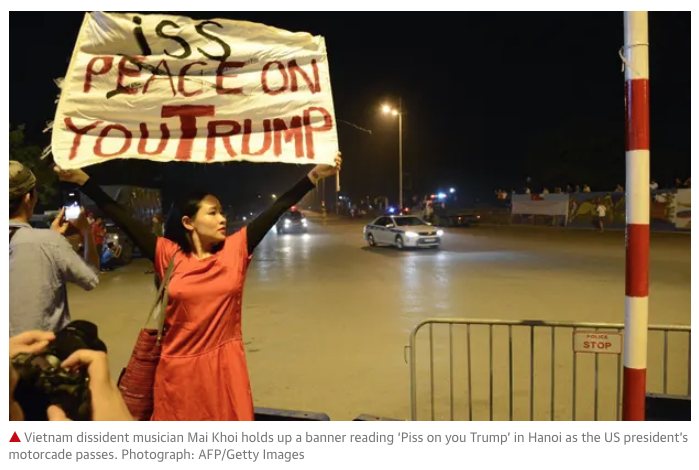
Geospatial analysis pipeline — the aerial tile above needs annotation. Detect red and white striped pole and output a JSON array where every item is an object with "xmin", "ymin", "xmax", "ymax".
[{"xmin": 622, "ymin": 11, "xmax": 650, "ymax": 421}]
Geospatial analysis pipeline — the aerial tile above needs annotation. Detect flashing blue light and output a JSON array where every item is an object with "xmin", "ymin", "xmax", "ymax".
[
  {"xmin": 388, "ymin": 207, "xmax": 396, "ymax": 214},
  {"xmin": 437, "ymin": 193, "xmax": 447, "ymax": 200}
]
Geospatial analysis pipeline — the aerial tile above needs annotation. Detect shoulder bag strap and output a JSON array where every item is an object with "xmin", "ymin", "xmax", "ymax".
[
  {"xmin": 142, "ymin": 253, "xmax": 178, "ymax": 341},
  {"xmin": 156, "ymin": 253, "xmax": 177, "ymax": 344},
  {"xmin": 9, "ymin": 227, "xmax": 21, "ymax": 245}
]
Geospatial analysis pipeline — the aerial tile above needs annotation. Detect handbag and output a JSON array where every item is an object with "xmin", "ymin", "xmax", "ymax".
[{"xmin": 117, "ymin": 254, "xmax": 176, "ymax": 420}]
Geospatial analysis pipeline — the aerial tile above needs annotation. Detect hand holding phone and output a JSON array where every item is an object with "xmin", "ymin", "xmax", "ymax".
[{"xmin": 51, "ymin": 207, "xmax": 70, "ymax": 236}]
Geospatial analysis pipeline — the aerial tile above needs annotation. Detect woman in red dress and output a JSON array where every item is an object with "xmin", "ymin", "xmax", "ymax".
[{"xmin": 55, "ymin": 153, "xmax": 341, "ymax": 420}]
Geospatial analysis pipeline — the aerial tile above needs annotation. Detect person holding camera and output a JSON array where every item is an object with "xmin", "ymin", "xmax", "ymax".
[
  {"xmin": 9, "ymin": 330, "xmax": 132, "ymax": 421},
  {"xmin": 9, "ymin": 161, "xmax": 100, "ymax": 337},
  {"xmin": 55, "ymin": 153, "xmax": 341, "ymax": 421}
]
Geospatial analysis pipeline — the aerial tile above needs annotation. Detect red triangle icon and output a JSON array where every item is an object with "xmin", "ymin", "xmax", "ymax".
[{"xmin": 10, "ymin": 432, "xmax": 21, "ymax": 443}]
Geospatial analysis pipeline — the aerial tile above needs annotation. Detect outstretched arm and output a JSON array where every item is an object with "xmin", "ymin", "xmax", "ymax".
[
  {"xmin": 247, "ymin": 176, "xmax": 316, "ymax": 252},
  {"xmin": 246, "ymin": 152, "xmax": 342, "ymax": 253}
]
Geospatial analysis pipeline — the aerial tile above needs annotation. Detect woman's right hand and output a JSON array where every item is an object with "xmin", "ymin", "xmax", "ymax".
[{"xmin": 54, "ymin": 167, "xmax": 90, "ymax": 186}]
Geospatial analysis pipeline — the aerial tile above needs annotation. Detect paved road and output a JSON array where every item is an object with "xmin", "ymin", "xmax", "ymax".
[{"xmin": 69, "ymin": 220, "xmax": 691, "ymax": 421}]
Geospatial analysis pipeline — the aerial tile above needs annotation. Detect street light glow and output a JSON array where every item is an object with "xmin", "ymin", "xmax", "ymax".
[
  {"xmin": 379, "ymin": 98, "xmax": 404, "ymax": 208},
  {"xmin": 449, "ymin": 188, "xmax": 456, "ymax": 194}
]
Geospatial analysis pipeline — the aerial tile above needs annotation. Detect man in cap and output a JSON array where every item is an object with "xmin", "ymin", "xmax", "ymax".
[{"xmin": 9, "ymin": 161, "xmax": 100, "ymax": 337}]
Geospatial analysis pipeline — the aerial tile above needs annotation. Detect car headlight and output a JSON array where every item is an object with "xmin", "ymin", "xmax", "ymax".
[
  {"xmin": 406, "ymin": 232, "xmax": 419, "ymax": 238},
  {"xmin": 284, "ymin": 219, "xmax": 291, "ymax": 226},
  {"xmin": 437, "ymin": 230, "xmax": 444, "ymax": 237},
  {"xmin": 302, "ymin": 219, "xmax": 308, "ymax": 225}
]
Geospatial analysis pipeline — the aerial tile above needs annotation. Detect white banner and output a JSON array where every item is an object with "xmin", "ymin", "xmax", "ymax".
[
  {"xmin": 511, "ymin": 194, "xmax": 569, "ymax": 217},
  {"xmin": 51, "ymin": 12, "xmax": 339, "ymax": 169},
  {"xmin": 674, "ymin": 188, "xmax": 691, "ymax": 229}
]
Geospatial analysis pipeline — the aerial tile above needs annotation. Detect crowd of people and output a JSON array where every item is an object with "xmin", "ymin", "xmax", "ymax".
[
  {"xmin": 495, "ymin": 177, "xmax": 691, "ymax": 202},
  {"xmin": 9, "ymin": 152, "xmax": 342, "ymax": 421},
  {"xmin": 83, "ymin": 215, "xmax": 122, "ymax": 272}
]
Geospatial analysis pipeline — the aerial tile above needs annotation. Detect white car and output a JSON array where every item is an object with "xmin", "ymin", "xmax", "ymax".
[{"xmin": 363, "ymin": 215, "xmax": 443, "ymax": 249}]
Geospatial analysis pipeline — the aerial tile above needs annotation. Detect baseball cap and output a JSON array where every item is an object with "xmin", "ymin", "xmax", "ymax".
[{"xmin": 9, "ymin": 161, "xmax": 37, "ymax": 199}]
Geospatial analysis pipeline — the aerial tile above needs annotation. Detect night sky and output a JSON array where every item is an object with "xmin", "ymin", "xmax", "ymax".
[{"xmin": 10, "ymin": 12, "xmax": 691, "ymax": 209}]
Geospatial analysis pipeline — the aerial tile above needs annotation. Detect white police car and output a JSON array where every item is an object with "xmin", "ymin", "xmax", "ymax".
[{"xmin": 363, "ymin": 215, "xmax": 443, "ymax": 249}]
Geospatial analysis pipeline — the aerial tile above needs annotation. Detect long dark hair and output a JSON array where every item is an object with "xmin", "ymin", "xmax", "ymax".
[{"xmin": 164, "ymin": 191, "xmax": 210, "ymax": 254}]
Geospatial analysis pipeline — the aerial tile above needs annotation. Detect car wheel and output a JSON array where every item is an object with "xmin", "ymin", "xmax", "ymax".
[
  {"xmin": 395, "ymin": 235, "xmax": 405, "ymax": 250},
  {"xmin": 367, "ymin": 233, "xmax": 376, "ymax": 246}
]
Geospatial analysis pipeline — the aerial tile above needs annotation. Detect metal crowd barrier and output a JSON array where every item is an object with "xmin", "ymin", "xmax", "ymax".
[
  {"xmin": 407, "ymin": 318, "xmax": 690, "ymax": 421},
  {"xmin": 254, "ymin": 407, "xmax": 330, "ymax": 421},
  {"xmin": 254, "ymin": 409, "xmax": 400, "ymax": 421}
]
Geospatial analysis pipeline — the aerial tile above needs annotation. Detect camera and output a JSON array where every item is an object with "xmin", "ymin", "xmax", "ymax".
[{"xmin": 12, "ymin": 320, "xmax": 107, "ymax": 421}]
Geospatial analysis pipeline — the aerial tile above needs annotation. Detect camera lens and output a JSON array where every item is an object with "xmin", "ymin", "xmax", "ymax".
[{"xmin": 50, "ymin": 321, "xmax": 107, "ymax": 361}]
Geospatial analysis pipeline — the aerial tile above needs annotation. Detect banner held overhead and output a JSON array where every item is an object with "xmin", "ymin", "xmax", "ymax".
[{"xmin": 51, "ymin": 12, "xmax": 339, "ymax": 169}]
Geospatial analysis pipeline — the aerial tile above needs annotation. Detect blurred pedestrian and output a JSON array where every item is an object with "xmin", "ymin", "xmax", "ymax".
[{"xmin": 593, "ymin": 200, "xmax": 606, "ymax": 233}]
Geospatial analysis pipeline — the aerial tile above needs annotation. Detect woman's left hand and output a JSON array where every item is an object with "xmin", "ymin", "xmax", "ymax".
[
  {"xmin": 54, "ymin": 167, "xmax": 90, "ymax": 186},
  {"xmin": 310, "ymin": 152, "xmax": 342, "ymax": 182}
]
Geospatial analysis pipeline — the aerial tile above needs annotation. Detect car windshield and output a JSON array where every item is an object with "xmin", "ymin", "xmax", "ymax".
[
  {"xmin": 394, "ymin": 217, "xmax": 425, "ymax": 227},
  {"xmin": 287, "ymin": 212, "xmax": 303, "ymax": 220}
]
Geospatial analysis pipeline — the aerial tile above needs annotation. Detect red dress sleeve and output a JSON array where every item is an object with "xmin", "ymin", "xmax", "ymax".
[
  {"xmin": 155, "ymin": 237, "xmax": 180, "ymax": 279},
  {"xmin": 224, "ymin": 227, "xmax": 253, "ymax": 273}
]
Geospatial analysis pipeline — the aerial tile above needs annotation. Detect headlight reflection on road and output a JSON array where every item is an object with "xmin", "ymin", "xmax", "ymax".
[
  {"xmin": 402, "ymin": 257, "xmax": 421, "ymax": 313},
  {"xmin": 400, "ymin": 251, "xmax": 452, "ymax": 315},
  {"xmin": 277, "ymin": 233, "xmax": 314, "ymax": 272}
]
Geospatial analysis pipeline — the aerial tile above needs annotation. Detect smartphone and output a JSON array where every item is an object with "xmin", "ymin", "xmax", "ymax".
[
  {"xmin": 63, "ymin": 190, "xmax": 81, "ymax": 221},
  {"xmin": 65, "ymin": 203, "xmax": 81, "ymax": 221}
]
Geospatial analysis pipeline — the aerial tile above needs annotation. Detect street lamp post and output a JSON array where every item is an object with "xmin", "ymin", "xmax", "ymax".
[
  {"xmin": 382, "ymin": 99, "xmax": 404, "ymax": 209},
  {"xmin": 398, "ymin": 98, "xmax": 403, "ymax": 210}
]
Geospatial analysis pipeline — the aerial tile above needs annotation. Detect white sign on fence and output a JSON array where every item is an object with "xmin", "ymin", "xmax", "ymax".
[
  {"xmin": 51, "ymin": 12, "xmax": 339, "ymax": 169},
  {"xmin": 511, "ymin": 194, "xmax": 570, "ymax": 217},
  {"xmin": 674, "ymin": 188, "xmax": 691, "ymax": 229},
  {"xmin": 573, "ymin": 332, "xmax": 623, "ymax": 354}
]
